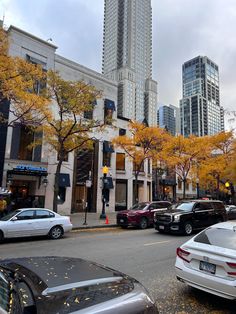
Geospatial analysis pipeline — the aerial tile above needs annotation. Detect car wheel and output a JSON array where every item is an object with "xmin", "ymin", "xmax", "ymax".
[
  {"xmin": 184, "ymin": 222, "xmax": 193, "ymax": 235},
  {"xmin": 121, "ymin": 225, "xmax": 128, "ymax": 229},
  {"xmin": 0, "ymin": 230, "xmax": 4, "ymax": 243},
  {"xmin": 140, "ymin": 217, "xmax": 148, "ymax": 229},
  {"xmin": 49, "ymin": 226, "xmax": 63, "ymax": 239}
]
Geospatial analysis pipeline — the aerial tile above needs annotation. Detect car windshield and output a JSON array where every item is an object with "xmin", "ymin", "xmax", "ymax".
[
  {"xmin": 0, "ymin": 269, "xmax": 10, "ymax": 312},
  {"xmin": 194, "ymin": 227, "xmax": 236, "ymax": 250},
  {"xmin": 0, "ymin": 210, "xmax": 21, "ymax": 221},
  {"xmin": 170, "ymin": 202, "xmax": 194, "ymax": 212},
  {"xmin": 129, "ymin": 203, "xmax": 149, "ymax": 210}
]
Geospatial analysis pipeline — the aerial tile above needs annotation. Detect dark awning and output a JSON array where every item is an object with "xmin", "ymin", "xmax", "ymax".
[
  {"xmin": 58, "ymin": 173, "xmax": 70, "ymax": 187},
  {"xmin": 104, "ymin": 177, "xmax": 114, "ymax": 189},
  {"xmin": 103, "ymin": 141, "xmax": 114, "ymax": 153},
  {"xmin": 104, "ymin": 99, "xmax": 116, "ymax": 111}
]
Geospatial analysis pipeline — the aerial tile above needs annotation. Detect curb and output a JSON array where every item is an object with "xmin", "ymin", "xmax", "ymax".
[{"xmin": 72, "ymin": 224, "xmax": 118, "ymax": 231}]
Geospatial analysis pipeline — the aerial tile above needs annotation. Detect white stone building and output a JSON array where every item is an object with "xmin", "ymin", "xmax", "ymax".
[{"xmin": 1, "ymin": 25, "xmax": 152, "ymax": 215}]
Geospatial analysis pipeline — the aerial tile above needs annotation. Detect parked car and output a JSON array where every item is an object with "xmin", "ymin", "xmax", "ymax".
[
  {"xmin": 116, "ymin": 201, "xmax": 171, "ymax": 229},
  {"xmin": 0, "ymin": 208, "xmax": 72, "ymax": 242},
  {"xmin": 175, "ymin": 221, "xmax": 236, "ymax": 300},
  {"xmin": 226, "ymin": 205, "xmax": 236, "ymax": 220},
  {"xmin": 154, "ymin": 200, "xmax": 227, "ymax": 235},
  {"xmin": 0, "ymin": 256, "xmax": 158, "ymax": 314}
]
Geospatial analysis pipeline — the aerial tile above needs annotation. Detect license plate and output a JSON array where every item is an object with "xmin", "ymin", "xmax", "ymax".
[
  {"xmin": 119, "ymin": 219, "xmax": 124, "ymax": 223},
  {"xmin": 199, "ymin": 261, "xmax": 216, "ymax": 274},
  {"xmin": 159, "ymin": 225, "xmax": 165, "ymax": 230}
]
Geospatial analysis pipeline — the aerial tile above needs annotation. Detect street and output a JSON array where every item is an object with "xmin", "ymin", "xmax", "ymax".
[{"xmin": 0, "ymin": 228, "xmax": 235, "ymax": 313}]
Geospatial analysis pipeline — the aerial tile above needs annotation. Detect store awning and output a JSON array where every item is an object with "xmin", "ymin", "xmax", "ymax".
[
  {"xmin": 58, "ymin": 173, "xmax": 71, "ymax": 187},
  {"xmin": 104, "ymin": 99, "xmax": 116, "ymax": 111},
  {"xmin": 103, "ymin": 141, "xmax": 114, "ymax": 153}
]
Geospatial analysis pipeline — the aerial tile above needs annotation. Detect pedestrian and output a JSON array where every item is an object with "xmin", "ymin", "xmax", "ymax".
[
  {"xmin": 32, "ymin": 196, "xmax": 39, "ymax": 208},
  {"xmin": 0, "ymin": 195, "xmax": 7, "ymax": 218}
]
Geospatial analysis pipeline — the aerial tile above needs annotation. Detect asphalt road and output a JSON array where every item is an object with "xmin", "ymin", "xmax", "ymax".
[{"xmin": 0, "ymin": 227, "xmax": 235, "ymax": 313}]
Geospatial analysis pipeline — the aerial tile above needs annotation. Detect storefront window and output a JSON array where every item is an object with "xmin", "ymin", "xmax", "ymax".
[{"xmin": 115, "ymin": 180, "xmax": 127, "ymax": 211}]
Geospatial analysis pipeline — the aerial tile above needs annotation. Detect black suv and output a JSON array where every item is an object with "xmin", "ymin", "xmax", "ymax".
[{"xmin": 154, "ymin": 200, "xmax": 227, "ymax": 235}]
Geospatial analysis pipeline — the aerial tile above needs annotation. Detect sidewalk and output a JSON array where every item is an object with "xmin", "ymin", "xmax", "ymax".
[{"xmin": 70, "ymin": 212, "xmax": 118, "ymax": 230}]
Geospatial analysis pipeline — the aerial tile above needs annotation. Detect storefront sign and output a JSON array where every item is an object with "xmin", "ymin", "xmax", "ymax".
[{"xmin": 15, "ymin": 165, "xmax": 47, "ymax": 172}]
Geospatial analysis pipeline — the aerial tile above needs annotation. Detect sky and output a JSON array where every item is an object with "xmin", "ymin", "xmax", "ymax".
[{"xmin": 0, "ymin": 0, "xmax": 235, "ymax": 128}]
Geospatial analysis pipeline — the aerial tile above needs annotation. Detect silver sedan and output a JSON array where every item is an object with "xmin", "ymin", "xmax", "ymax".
[{"xmin": 0, "ymin": 208, "xmax": 73, "ymax": 242}]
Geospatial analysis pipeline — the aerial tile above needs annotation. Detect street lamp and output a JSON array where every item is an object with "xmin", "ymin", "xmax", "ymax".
[
  {"xmin": 196, "ymin": 178, "xmax": 200, "ymax": 199},
  {"xmin": 100, "ymin": 166, "xmax": 109, "ymax": 219},
  {"xmin": 162, "ymin": 173, "xmax": 166, "ymax": 200}
]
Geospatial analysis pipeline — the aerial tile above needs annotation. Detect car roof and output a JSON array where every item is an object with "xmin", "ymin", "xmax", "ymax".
[{"xmin": 18, "ymin": 208, "xmax": 53, "ymax": 211}]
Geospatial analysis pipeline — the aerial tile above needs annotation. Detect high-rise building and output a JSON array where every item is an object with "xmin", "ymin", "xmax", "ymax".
[
  {"xmin": 102, "ymin": 0, "xmax": 157, "ymax": 126},
  {"xmin": 157, "ymin": 104, "xmax": 180, "ymax": 136},
  {"xmin": 180, "ymin": 56, "xmax": 224, "ymax": 137}
]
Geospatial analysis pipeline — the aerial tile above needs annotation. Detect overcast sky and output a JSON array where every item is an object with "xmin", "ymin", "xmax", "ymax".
[{"xmin": 0, "ymin": 0, "xmax": 235, "ymax": 128}]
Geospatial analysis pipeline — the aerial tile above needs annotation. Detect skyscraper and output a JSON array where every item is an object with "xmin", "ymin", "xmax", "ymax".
[
  {"xmin": 157, "ymin": 104, "xmax": 180, "ymax": 136},
  {"xmin": 180, "ymin": 56, "xmax": 224, "ymax": 137},
  {"xmin": 102, "ymin": 0, "xmax": 157, "ymax": 125}
]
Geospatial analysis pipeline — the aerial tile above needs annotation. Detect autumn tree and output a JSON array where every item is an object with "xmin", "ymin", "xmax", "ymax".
[
  {"xmin": 37, "ymin": 71, "xmax": 102, "ymax": 212},
  {"xmin": 112, "ymin": 121, "xmax": 170, "ymax": 203},
  {"xmin": 199, "ymin": 131, "xmax": 236, "ymax": 200},
  {"xmin": 162, "ymin": 135, "xmax": 211, "ymax": 199},
  {"xmin": 0, "ymin": 27, "xmax": 47, "ymax": 127}
]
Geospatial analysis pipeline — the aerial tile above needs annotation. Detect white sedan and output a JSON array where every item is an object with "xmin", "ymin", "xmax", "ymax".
[
  {"xmin": 0, "ymin": 208, "xmax": 73, "ymax": 242},
  {"xmin": 175, "ymin": 221, "xmax": 236, "ymax": 300}
]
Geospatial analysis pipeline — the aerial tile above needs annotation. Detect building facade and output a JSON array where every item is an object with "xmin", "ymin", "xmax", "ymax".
[
  {"xmin": 157, "ymin": 104, "xmax": 180, "ymax": 136},
  {"xmin": 180, "ymin": 56, "xmax": 224, "ymax": 137},
  {"xmin": 1, "ymin": 24, "xmax": 152, "ymax": 215},
  {"xmin": 102, "ymin": 0, "xmax": 157, "ymax": 126}
]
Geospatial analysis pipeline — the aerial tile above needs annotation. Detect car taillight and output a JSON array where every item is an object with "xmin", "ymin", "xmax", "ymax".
[
  {"xmin": 176, "ymin": 247, "xmax": 190, "ymax": 263},
  {"xmin": 227, "ymin": 262, "xmax": 236, "ymax": 276}
]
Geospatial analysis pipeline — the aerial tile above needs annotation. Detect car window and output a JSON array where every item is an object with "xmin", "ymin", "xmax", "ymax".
[
  {"xmin": 194, "ymin": 227, "xmax": 236, "ymax": 250},
  {"xmin": 36, "ymin": 210, "xmax": 54, "ymax": 219},
  {"xmin": 130, "ymin": 203, "xmax": 149, "ymax": 210},
  {"xmin": 212, "ymin": 202, "xmax": 225, "ymax": 210},
  {"xmin": 171, "ymin": 203, "xmax": 193, "ymax": 212},
  {"xmin": 194, "ymin": 202, "xmax": 213, "ymax": 211},
  {"xmin": 16, "ymin": 210, "xmax": 35, "ymax": 220}
]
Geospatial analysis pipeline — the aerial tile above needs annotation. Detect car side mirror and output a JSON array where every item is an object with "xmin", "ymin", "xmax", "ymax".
[{"xmin": 11, "ymin": 216, "xmax": 18, "ymax": 221}]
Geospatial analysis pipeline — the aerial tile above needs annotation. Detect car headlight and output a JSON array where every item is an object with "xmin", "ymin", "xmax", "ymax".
[{"xmin": 173, "ymin": 214, "xmax": 181, "ymax": 222}]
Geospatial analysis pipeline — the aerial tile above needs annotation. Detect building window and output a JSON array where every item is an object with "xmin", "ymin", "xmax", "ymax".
[
  {"xmin": 115, "ymin": 180, "xmax": 127, "ymax": 211},
  {"xmin": 116, "ymin": 153, "xmax": 125, "ymax": 171},
  {"xmin": 104, "ymin": 99, "xmax": 116, "ymax": 125}
]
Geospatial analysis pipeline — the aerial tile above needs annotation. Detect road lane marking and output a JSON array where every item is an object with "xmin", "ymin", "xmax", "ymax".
[{"xmin": 144, "ymin": 240, "xmax": 171, "ymax": 246}]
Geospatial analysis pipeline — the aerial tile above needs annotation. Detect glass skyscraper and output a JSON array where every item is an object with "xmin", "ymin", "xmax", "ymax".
[
  {"xmin": 180, "ymin": 56, "xmax": 224, "ymax": 137},
  {"xmin": 102, "ymin": 0, "xmax": 157, "ymax": 126}
]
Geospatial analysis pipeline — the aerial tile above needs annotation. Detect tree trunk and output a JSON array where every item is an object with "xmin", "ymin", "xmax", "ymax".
[
  {"xmin": 53, "ymin": 160, "xmax": 63, "ymax": 213},
  {"xmin": 183, "ymin": 178, "xmax": 186, "ymax": 199},
  {"xmin": 134, "ymin": 172, "xmax": 139, "ymax": 204}
]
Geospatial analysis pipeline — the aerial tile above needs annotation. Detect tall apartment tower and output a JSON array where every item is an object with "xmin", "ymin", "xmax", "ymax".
[
  {"xmin": 102, "ymin": 0, "xmax": 157, "ymax": 126},
  {"xmin": 180, "ymin": 56, "xmax": 224, "ymax": 137},
  {"xmin": 157, "ymin": 104, "xmax": 180, "ymax": 136}
]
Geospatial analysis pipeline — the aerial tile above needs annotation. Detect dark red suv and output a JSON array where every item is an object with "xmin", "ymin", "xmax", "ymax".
[{"xmin": 116, "ymin": 201, "xmax": 171, "ymax": 229}]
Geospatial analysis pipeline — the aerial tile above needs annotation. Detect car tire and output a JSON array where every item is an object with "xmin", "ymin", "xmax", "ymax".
[
  {"xmin": 184, "ymin": 222, "xmax": 193, "ymax": 235},
  {"xmin": 121, "ymin": 225, "xmax": 128, "ymax": 229},
  {"xmin": 140, "ymin": 217, "xmax": 148, "ymax": 229},
  {"xmin": 49, "ymin": 226, "xmax": 64, "ymax": 240},
  {"xmin": 0, "ymin": 230, "xmax": 4, "ymax": 243}
]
